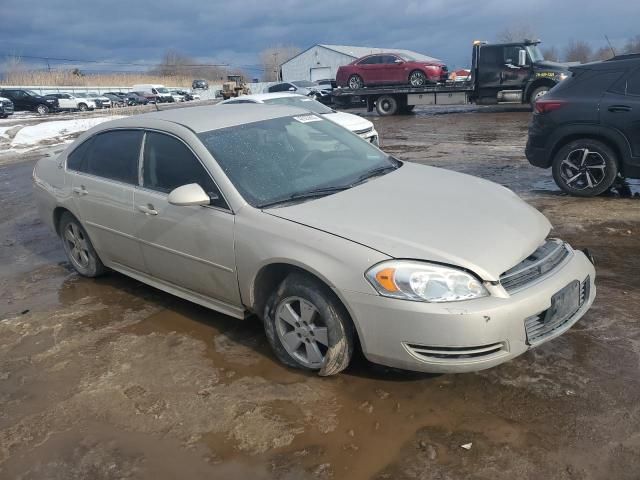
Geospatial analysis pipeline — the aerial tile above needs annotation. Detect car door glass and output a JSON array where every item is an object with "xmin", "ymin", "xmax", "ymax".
[
  {"xmin": 503, "ymin": 47, "xmax": 522, "ymax": 65},
  {"xmin": 84, "ymin": 130, "xmax": 143, "ymax": 184},
  {"xmin": 142, "ymin": 131, "xmax": 228, "ymax": 209},
  {"xmin": 625, "ymin": 68, "xmax": 640, "ymax": 96},
  {"xmin": 67, "ymin": 137, "xmax": 94, "ymax": 171}
]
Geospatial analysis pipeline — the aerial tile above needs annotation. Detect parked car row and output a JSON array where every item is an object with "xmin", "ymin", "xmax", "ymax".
[{"xmin": 0, "ymin": 89, "xmax": 59, "ymax": 114}]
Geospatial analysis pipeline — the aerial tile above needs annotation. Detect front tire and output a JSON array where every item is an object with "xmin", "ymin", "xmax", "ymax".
[
  {"xmin": 59, "ymin": 212, "xmax": 106, "ymax": 277},
  {"xmin": 78, "ymin": 103, "xmax": 88, "ymax": 112},
  {"xmin": 551, "ymin": 138, "xmax": 618, "ymax": 197},
  {"xmin": 36, "ymin": 104, "xmax": 49, "ymax": 115},
  {"xmin": 409, "ymin": 70, "xmax": 427, "ymax": 87},
  {"xmin": 348, "ymin": 74, "xmax": 364, "ymax": 90},
  {"xmin": 530, "ymin": 86, "xmax": 550, "ymax": 108},
  {"xmin": 263, "ymin": 273, "xmax": 354, "ymax": 376}
]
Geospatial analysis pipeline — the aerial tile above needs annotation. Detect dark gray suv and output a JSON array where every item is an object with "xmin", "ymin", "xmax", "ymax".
[{"xmin": 526, "ymin": 54, "xmax": 640, "ymax": 196}]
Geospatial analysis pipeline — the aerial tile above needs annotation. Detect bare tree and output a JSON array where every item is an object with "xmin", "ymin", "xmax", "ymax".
[
  {"xmin": 541, "ymin": 46, "xmax": 560, "ymax": 62},
  {"xmin": 623, "ymin": 35, "xmax": 640, "ymax": 54},
  {"xmin": 592, "ymin": 46, "xmax": 614, "ymax": 61},
  {"xmin": 497, "ymin": 24, "xmax": 537, "ymax": 43},
  {"xmin": 564, "ymin": 40, "xmax": 592, "ymax": 63},
  {"xmin": 260, "ymin": 45, "xmax": 301, "ymax": 81}
]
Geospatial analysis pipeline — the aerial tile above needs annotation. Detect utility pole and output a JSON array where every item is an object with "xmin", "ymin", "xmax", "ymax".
[{"xmin": 272, "ymin": 52, "xmax": 278, "ymax": 81}]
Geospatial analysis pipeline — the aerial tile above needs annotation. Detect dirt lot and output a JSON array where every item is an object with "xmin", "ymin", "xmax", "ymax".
[{"xmin": 1, "ymin": 105, "xmax": 639, "ymax": 479}]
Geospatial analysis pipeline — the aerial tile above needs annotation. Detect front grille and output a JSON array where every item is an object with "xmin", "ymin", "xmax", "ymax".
[
  {"xmin": 404, "ymin": 342, "xmax": 507, "ymax": 362},
  {"xmin": 354, "ymin": 127, "xmax": 373, "ymax": 135},
  {"xmin": 500, "ymin": 239, "xmax": 570, "ymax": 293},
  {"xmin": 525, "ymin": 276, "xmax": 590, "ymax": 344}
]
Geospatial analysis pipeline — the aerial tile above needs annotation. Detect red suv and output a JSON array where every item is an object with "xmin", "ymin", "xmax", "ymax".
[{"xmin": 337, "ymin": 53, "xmax": 448, "ymax": 89}]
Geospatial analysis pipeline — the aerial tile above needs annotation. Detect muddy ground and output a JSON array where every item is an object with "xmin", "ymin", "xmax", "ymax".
[{"xmin": 1, "ymin": 105, "xmax": 639, "ymax": 479}]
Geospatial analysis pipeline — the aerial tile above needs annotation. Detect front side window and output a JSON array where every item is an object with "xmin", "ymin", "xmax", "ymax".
[
  {"xmin": 358, "ymin": 56, "xmax": 381, "ymax": 65},
  {"xmin": 69, "ymin": 130, "xmax": 143, "ymax": 184},
  {"xmin": 198, "ymin": 115, "xmax": 398, "ymax": 208},
  {"xmin": 142, "ymin": 132, "xmax": 227, "ymax": 208}
]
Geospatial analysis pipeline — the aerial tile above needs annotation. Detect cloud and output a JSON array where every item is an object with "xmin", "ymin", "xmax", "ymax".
[{"xmin": 1, "ymin": 0, "xmax": 638, "ymax": 75}]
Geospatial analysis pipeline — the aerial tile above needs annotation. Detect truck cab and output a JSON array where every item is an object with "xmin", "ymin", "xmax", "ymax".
[{"xmin": 471, "ymin": 40, "xmax": 570, "ymax": 106}]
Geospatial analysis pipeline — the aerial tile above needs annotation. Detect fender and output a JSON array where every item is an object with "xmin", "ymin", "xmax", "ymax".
[{"xmin": 546, "ymin": 123, "xmax": 634, "ymax": 172}]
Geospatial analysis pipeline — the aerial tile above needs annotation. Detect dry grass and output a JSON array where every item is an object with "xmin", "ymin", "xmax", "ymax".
[{"xmin": 2, "ymin": 70, "xmax": 204, "ymax": 87}]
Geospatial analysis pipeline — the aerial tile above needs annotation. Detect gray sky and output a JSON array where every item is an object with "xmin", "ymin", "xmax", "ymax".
[{"xmin": 1, "ymin": 0, "xmax": 638, "ymax": 76}]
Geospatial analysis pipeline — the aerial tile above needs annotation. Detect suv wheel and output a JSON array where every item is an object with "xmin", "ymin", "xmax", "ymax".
[
  {"xmin": 78, "ymin": 103, "xmax": 88, "ymax": 112},
  {"xmin": 36, "ymin": 104, "xmax": 49, "ymax": 115},
  {"xmin": 552, "ymin": 138, "xmax": 619, "ymax": 197},
  {"xmin": 263, "ymin": 273, "xmax": 354, "ymax": 376}
]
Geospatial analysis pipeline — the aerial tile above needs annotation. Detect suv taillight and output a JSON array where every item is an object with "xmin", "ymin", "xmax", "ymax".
[{"xmin": 535, "ymin": 99, "xmax": 567, "ymax": 114}]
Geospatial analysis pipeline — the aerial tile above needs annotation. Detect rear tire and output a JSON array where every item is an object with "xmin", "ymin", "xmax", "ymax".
[
  {"xmin": 59, "ymin": 212, "xmax": 106, "ymax": 277},
  {"xmin": 551, "ymin": 138, "xmax": 618, "ymax": 197},
  {"xmin": 348, "ymin": 74, "xmax": 364, "ymax": 90},
  {"xmin": 376, "ymin": 95, "xmax": 399, "ymax": 116},
  {"xmin": 263, "ymin": 273, "xmax": 354, "ymax": 376}
]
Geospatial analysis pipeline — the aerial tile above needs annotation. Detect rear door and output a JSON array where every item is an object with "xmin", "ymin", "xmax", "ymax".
[
  {"xmin": 600, "ymin": 67, "xmax": 640, "ymax": 158},
  {"xmin": 134, "ymin": 131, "xmax": 241, "ymax": 306},
  {"xmin": 68, "ymin": 129, "xmax": 146, "ymax": 272}
]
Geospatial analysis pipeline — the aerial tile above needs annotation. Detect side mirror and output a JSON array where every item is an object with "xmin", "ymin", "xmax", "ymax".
[
  {"xmin": 394, "ymin": 59, "xmax": 404, "ymax": 64},
  {"xmin": 168, "ymin": 183, "xmax": 215, "ymax": 206},
  {"xmin": 518, "ymin": 49, "xmax": 527, "ymax": 67}
]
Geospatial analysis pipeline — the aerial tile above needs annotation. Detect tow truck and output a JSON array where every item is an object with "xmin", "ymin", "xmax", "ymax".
[{"xmin": 332, "ymin": 40, "xmax": 571, "ymax": 116}]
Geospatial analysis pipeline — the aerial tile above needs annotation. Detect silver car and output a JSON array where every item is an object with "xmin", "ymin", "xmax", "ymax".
[{"xmin": 32, "ymin": 105, "xmax": 596, "ymax": 376}]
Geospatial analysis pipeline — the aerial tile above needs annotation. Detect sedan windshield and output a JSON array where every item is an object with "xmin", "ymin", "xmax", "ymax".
[
  {"xmin": 263, "ymin": 96, "xmax": 333, "ymax": 114},
  {"xmin": 198, "ymin": 115, "xmax": 398, "ymax": 208}
]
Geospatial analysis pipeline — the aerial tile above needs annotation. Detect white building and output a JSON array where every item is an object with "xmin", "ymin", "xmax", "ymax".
[{"xmin": 280, "ymin": 44, "xmax": 441, "ymax": 82}]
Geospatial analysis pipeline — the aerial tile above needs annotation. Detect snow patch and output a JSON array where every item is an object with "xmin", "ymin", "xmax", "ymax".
[{"xmin": 9, "ymin": 116, "xmax": 124, "ymax": 149}]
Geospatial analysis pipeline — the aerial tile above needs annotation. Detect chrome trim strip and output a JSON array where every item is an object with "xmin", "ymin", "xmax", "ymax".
[{"xmin": 137, "ymin": 238, "xmax": 234, "ymax": 273}]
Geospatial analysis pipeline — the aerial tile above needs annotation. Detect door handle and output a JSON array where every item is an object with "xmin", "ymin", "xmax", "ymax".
[
  {"xmin": 72, "ymin": 186, "xmax": 88, "ymax": 196},
  {"xmin": 137, "ymin": 204, "xmax": 158, "ymax": 216},
  {"xmin": 608, "ymin": 105, "xmax": 631, "ymax": 113}
]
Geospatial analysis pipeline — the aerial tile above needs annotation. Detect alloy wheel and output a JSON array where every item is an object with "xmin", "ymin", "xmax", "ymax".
[
  {"xmin": 64, "ymin": 222, "xmax": 91, "ymax": 269},
  {"xmin": 275, "ymin": 296, "xmax": 329, "ymax": 368},
  {"xmin": 409, "ymin": 71, "xmax": 427, "ymax": 86},
  {"xmin": 348, "ymin": 75, "xmax": 363, "ymax": 89},
  {"xmin": 560, "ymin": 148, "xmax": 607, "ymax": 190}
]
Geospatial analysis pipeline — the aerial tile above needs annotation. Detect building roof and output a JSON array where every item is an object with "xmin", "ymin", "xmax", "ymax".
[{"xmin": 319, "ymin": 44, "xmax": 441, "ymax": 63}]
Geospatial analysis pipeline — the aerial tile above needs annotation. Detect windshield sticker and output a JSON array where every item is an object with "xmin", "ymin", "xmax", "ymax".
[{"xmin": 294, "ymin": 114, "xmax": 322, "ymax": 123}]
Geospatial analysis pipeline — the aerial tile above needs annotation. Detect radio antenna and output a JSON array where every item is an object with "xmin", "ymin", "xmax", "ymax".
[{"xmin": 605, "ymin": 35, "xmax": 617, "ymax": 58}]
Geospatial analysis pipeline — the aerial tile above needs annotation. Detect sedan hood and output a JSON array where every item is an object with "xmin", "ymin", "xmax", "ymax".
[
  {"xmin": 266, "ymin": 163, "xmax": 551, "ymax": 281},
  {"xmin": 324, "ymin": 111, "xmax": 374, "ymax": 133}
]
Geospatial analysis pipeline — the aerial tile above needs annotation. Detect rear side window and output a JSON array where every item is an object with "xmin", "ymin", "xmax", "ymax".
[
  {"xmin": 553, "ymin": 70, "xmax": 625, "ymax": 97},
  {"xmin": 142, "ymin": 132, "xmax": 227, "ymax": 209},
  {"xmin": 478, "ymin": 46, "xmax": 501, "ymax": 68},
  {"xmin": 72, "ymin": 130, "xmax": 143, "ymax": 184}
]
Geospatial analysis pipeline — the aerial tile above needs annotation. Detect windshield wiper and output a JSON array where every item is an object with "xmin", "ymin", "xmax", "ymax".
[
  {"xmin": 351, "ymin": 163, "xmax": 399, "ymax": 185},
  {"xmin": 258, "ymin": 185, "xmax": 351, "ymax": 209}
]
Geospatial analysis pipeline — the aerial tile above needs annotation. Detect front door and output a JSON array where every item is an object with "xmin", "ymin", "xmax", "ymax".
[
  {"xmin": 600, "ymin": 67, "xmax": 640, "ymax": 159},
  {"xmin": 67, "ymin": 129, "xmax": 146, "ymax": 272},
  {"xmin": 477, "ymin": 45, "xmax": 530, "ymax": 101},
  {"xmin": 57, "ymin": 94, "xmax": 74, "ymax": 109},
  {"xmin": 381, "ymin": 55, "xmax": 407, "ymax": 84},
  {"xmin": 134, "ymin": 131, "xmax": 241, "ymax": 306}
]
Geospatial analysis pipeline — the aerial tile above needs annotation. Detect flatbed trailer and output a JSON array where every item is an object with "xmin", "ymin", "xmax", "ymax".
[
  {"xmin": 332, "ymin": 82, "xmax": 475, "ymax": 116},
  {"xmin": 331, "ymin": 40, "xmax": 571, "ymax": 116}
]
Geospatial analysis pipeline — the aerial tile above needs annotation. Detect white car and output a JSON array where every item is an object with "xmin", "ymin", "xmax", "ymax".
[
  {"xmin": 48, "ymin": 93, "xmax": 96, "ymax": 112},
  {"xmin": 169, "ymin": 90, "xmax": 186, "ymax": 102},
  {"xmin": 86, "ymin": 92, "xmax": 112, "ymax": 109},
  {"xmin": 221, "ymin": 93, "xmax": 379, "ymax": 145}
]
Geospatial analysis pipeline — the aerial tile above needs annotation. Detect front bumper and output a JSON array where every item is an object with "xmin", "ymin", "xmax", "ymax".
[{"xmin": 340, "ymin": 249, "xmax": 595, "ymax": 373}]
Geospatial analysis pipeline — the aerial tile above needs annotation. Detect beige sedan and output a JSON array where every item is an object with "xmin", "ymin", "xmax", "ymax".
[{"xmin": 33, "ymin": 105, "xmax": 596, "ymax": 375}]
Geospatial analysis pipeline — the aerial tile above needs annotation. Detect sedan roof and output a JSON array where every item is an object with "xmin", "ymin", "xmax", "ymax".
[
  {"xmin": 103, "ymin": 104, "xmax": 308, "ymax": 133},
  {"xmin": 221, "ymin": 92, "xmax": 305, "ymax": 104}
]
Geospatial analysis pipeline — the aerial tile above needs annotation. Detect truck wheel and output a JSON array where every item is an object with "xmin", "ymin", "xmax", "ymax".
[
  {"xmin": 348, "ymin": 74, "xmax": 364, "ymax": 90},
  {"xmin": 263, "ymin": 273, "xmax": 354, "ymax": 376},
  {"xmin": 409, "ymin": 70, "xmax": 427, "ymax": 87},
  {"xmin": 552, "ymin": 138, "xmax": 618, "ymax": 197},
  {"xmin": 78, "ymin": 103, "xmax": 88, "ymax": 112},
  {"xmin": 530, "ymin": 86, "xmax": 549, "ymax": 108},
  {"xmin": 376, "ymin": 95, "xmax": 399, "ymax": 116},
  {"xmin": 36, "ymin": 104, "xmax": 49, "ymax": 115}
]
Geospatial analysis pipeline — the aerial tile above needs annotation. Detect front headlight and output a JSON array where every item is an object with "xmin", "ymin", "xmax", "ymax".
[
  {"xmin": 366, "ymin": 261, "xmax": 488, "ymax": 302},
  {"xmin": 558, "ymin": 73, "xmax": 569, "ymax": 81}
]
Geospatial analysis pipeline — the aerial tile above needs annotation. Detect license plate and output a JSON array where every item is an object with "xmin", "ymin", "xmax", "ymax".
[{"xmin": 545, "ymin": 281, "xmax": 580, "ymax": 325}]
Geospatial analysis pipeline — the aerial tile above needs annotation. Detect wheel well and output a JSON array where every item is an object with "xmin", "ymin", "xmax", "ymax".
[
  {"xmin": 53, "ymin": 207, "xmax": 73, "ymax": 235},
  {"xmin": 551, "ymin": 134, "xmax": 623, "ymax": 173},
  {"xmin": 525, "ymin": 79, "xmax": 556, "ymax": 102}
]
